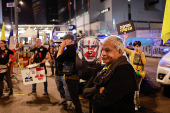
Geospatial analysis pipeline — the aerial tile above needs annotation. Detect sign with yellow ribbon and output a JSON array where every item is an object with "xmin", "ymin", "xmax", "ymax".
[{"xmin": 116, "ymin": 20, "xmax": 135, "ymax": 35}]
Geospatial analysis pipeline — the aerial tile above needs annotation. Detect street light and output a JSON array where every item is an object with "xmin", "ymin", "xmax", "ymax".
[{"xmin": 19, "ymin": 1, "xmax": 23, "ymax": 5}]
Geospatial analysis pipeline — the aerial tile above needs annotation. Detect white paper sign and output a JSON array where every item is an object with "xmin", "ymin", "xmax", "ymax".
[
  {"xmin": 21, "ymin": 67, "xmax": 46, "ymax": 85},
  {"xmin": 6, "ymin": 2, "xmax": 14, "ymax": 7}
]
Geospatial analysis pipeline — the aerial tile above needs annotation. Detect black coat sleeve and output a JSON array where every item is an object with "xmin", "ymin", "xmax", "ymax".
[
  {"xmin": 92, "ymin": 65, "xmax": 136, "ymax": 107},
  {"xmin": 82, "ymin": 66, "xmax": 104, "ymax": 99},
  {"xmin": 82, "ymin": 75, "xmax": 100, "ymax": 99}
]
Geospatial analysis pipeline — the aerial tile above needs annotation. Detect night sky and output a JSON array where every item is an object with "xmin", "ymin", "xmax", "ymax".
[{"xmin": 2, "ymin": 0, "xmax": 35, "ymax": 24}]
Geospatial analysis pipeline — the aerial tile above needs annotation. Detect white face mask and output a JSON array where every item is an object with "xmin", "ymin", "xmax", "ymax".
[{"xmin": 78, "ymin": 37, "xmax": 101, "ymax": 62}]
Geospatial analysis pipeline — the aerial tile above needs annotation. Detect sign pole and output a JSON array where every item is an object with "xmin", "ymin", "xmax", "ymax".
[
  {"xmin": 11, "ymin": 7, "xmax": 13, "ymax": 24},
  {"xmin": 14, "ymin": 0, "xmax": 18, "ymax": 43}
]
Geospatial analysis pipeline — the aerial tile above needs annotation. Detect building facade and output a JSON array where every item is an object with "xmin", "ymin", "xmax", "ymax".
[
  {"xmin": 32, "ymin": 0, "xmax": 58, "ymax": 24},
  {"xmin": 58, "ymin": 0, "xmax": 166, "ymax": 36}
]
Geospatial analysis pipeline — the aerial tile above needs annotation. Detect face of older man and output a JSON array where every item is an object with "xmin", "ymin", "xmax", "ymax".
[{"xmin": 102, "ymin": 40, "xmax": 121, "ymax": 65}]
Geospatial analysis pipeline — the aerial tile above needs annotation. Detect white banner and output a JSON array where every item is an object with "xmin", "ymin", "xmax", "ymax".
[
  {"xmin": 21, "ymin": 67, "xmax": 46, "ymax": 85},
  {"xmin": 6, "ymin": 2, "xmax": 14, "ymax": 7}
]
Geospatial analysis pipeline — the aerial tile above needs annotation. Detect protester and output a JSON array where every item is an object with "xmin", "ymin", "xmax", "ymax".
[
  {"xmin": 0, "ymin": 40, "xmax": 16, "ymax": 97},
  {"xmin": 29, "ymin": 38, "xmax": 48, "ymax": 96},
  {"xmin": 74, "ymin": 40, "xmax": 78, "ymax": 49},
  {"xmin": 48, "ymin": 46, "xmax": 55, "ymax": 77},
  {"xmin": 124, "ymin": 32, "xmax": 146, "ymax": 110},
  {"xmin": 126, "ymin": 42, "xmax": 134, "ymax": 59},
  {"xmin": 19, "ymin": 42, "xmax": 24, "ymax": 52},
  {"xmin": 50, "ymin": 39, "xmax": 56, "ymax": 49},
  {"xmin": 83, "ymin": 36, "xmax": 137, "ymax": 113},
  {"xmin": 54, "ymin": 41, "xmax": 72, "ymax": 108},
  {"xmin": 56, "ymin": 34, "xmax": 82, "ymax": 113}
]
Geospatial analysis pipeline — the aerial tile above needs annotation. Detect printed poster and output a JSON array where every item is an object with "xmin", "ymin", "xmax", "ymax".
[{"xmin": 21, "ymin": 67, "xmax": 46, "ymax": 85}]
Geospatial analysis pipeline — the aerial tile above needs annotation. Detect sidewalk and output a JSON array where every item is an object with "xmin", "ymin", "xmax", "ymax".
[{"xmin": 0, "ymin": 67, "xmax": 89, "ymax": 113}]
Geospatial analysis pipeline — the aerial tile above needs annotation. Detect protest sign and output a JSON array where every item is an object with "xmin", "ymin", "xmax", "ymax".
[
  {"xmin": 116, "ymin": 20, "xmax": 135, "ymax": 35},
  {"xmin": 21, "ymin": 67, "xmax": 46, "ymax": 85}
]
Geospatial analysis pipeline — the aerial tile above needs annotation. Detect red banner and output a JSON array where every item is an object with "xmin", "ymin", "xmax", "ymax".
[
  {"xmin": 68, "ymin": 0, "xmax": 70, "ymax": 10},
  {"xmin": 88, "ymin": 0, "xmax": 90, "ymax": 8}
]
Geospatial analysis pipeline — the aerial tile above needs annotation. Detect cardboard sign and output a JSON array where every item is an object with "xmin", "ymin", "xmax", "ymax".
[
  {"xmin": 116, "ymin": 20, "xmax": 135, "ymax": 35},
  {"xmin": 21, "ymin": 67, "xmax": 46, "ymax": 85}
]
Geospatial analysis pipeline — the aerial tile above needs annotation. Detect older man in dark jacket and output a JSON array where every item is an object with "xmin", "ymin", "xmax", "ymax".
[{"xmin": 83, "ymin": 36, "xmax": 137, "ymax": 113}]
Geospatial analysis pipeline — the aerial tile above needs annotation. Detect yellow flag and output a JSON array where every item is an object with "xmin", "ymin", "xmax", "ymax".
[
  {"xmin": 1, "ymin": 22, "xmax": 6, "ymax": 40},
  {"xmin": 161, "ymin": 0, "xmax": 170, "ymax": 44}
]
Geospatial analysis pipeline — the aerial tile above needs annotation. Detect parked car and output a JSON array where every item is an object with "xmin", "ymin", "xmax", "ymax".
[{"xmin": 156, "ymin": 51, "xmax": 170, "ymax": 94}]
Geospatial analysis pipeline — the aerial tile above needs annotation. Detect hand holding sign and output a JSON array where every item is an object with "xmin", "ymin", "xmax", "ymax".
[
  {"xmin": 124, "ymin": 32, "xmax": 128, "ymax": 40},
  {"xmin": 124, "ymin": 32, "xmax": 128, "ymax": 47}
]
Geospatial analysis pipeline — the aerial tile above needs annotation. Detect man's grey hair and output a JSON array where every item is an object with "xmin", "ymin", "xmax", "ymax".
[{"xmin": 104, "ymin": 36, "xmax": 124, "ymax": 53}]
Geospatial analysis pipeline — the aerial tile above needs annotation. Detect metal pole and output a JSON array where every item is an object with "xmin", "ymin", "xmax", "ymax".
[
  {"xmin": 82, "ymin": 0, "xmax": 85, "ymax": 36},
  {"xmin": 69, "ymin": 2, "xmax": 71, "ymax": 25},
  {"xmin": 11, "ymin": 7, "xmax": 13, "ymax": 24},
  {"xmin": 83, "ymin": 10, "xmax": 85, "ymax": 36},
  {"xmin": 89, "ymin": 10, "xmax": 91, "ymax": 36},
  {"xmin": 0, "ymin": 0, "xmax": 3, "ymax": 24},
  {"xmin": 14, "ymin": 0, "xmax": 18, "ymax": 43},
  {"xmin": 74, "ymin": 0, "xmax": 77, "ymax": 40}
]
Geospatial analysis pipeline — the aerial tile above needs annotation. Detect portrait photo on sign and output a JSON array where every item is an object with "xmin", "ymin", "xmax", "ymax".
[{"xmin": 78, "ymin": 37, "xmax": 101, "ymax": 62}]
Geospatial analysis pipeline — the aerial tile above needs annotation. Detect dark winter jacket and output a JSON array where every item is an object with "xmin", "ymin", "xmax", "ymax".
[{"xmin": 83, "ymin": 56, "xmax": 137, "ymax": 113}]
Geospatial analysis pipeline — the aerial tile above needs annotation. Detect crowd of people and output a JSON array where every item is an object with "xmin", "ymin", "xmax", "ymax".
[{"xmin": 0, "ymin": 32, "xmax": 146, "ymax": 113}]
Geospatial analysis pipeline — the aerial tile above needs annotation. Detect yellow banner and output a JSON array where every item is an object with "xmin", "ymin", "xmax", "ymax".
[
  {"xmin": 19, "ymin": 58, "xmax": 24, "ymax": 68},
  {"xmin": 161, "ymin": 0, "xmax": 170, "ymax": 44},
  {"xmin": 1, "ymin": 22, "xmax": 6, "ymax": 40}
]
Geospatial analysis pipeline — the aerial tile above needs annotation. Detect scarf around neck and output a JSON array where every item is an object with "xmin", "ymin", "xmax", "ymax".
[{"xmin": 93, "ymin": 56, "xmax": 130, "ymax": 86}]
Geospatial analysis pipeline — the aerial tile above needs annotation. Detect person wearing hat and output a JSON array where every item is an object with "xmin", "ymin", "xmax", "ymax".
[{"xmin": 56, "ymin": 34, "xmax": 83, "ymax": 113}]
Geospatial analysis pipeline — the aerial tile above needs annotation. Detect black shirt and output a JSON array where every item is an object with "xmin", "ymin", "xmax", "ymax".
[
  {"xmin": 31, "ymin": 46, "xmax": 48, "ymax": 63},
  {"xmin": 56, "ymin": 44, "xmax": 76, "ymax": 75},
  {"xmin": 0, "ymin": 48, "xmax": 14, "ymax": 65},
  {"xmin": 54, "ymin": 51, "xmax": 63, "ymax": 76},
  {"xmin": 57, "ymin": 44, "xmax": 76, "ymax": 63}
]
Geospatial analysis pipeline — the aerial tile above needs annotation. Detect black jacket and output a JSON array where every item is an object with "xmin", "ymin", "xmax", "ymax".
[
  {"xmin": 55, "ymin": 51, "xmax": 63, "ymax": 76},
  {"xmin": 83, "ymin": 64, "xmax": 136, "ymax": 113},
  {"xmin": 56, "ymin": 44, "xmax": 77, "ymax": 77}
]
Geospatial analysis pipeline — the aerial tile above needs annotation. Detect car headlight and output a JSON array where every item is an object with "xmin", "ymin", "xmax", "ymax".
[{"xmin": 159, "ymin": 59, "xmax": 170, "ymax": 68}]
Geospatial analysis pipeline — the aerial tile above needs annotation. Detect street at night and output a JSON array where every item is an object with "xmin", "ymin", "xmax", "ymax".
[
  {"xmin": 0, "ymin": 57, "xmax": 169, "ymax": 113},
  {"xmin": 1, "ymin": 0, "xmax": 170, "ymax": 113}
]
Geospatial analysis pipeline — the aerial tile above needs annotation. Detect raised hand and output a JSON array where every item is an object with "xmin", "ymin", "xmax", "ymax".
[{"xmin": 124, "ymin": 32, "xmax": 128, "ymax": 41}]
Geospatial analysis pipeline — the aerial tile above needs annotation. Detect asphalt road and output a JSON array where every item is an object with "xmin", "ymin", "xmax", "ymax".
[
  {"xmin": 0, "ymin": 57, "xmax": 170, "ymax": 113},
  {"xmin": 137, "ymin": 57, "xmax": 170, "ymax": 113}
]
